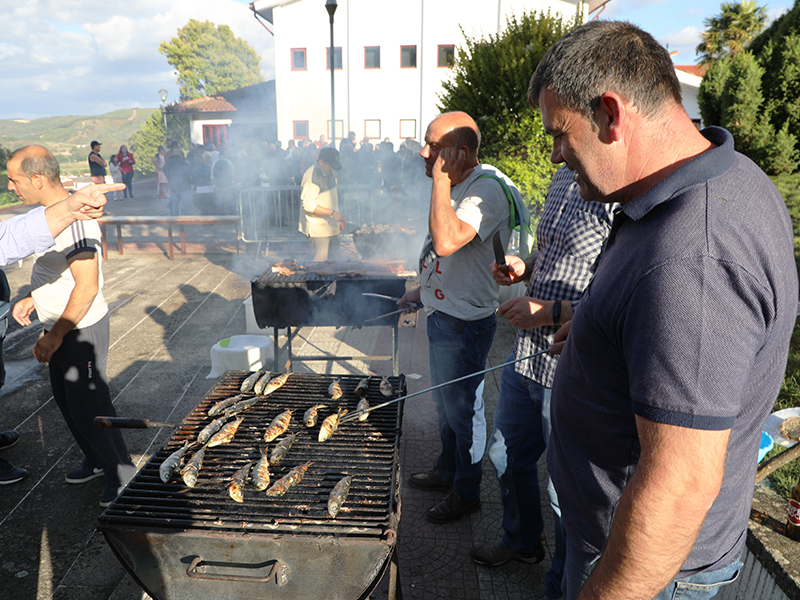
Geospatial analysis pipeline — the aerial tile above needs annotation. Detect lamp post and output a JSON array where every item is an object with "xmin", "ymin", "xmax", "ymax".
[
  {"xmin": 325, "ymin": 0, "xmax": 337, "ymax": 148},
  {"xmin": 158, "ymin": 89, "xmax": 169, "ymax": 138}
]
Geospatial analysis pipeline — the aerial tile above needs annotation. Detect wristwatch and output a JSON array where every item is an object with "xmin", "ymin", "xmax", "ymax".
[{"xmin": 552, "ymin": 300, "xmax": 562, "ymax": 326}]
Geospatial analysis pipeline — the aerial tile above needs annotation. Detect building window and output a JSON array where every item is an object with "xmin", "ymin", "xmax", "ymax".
[
  {"xmin": 399, "ymin": 119, "xmax": 416, "ymax": 139},
  {"xmin": 293, "ymin": 121, "xmax": 309, "ymax": 139},
  {"xmin": 400, "ymin": 45, "xmax": 417, "ymax": 68},
  {"xmin": 327, "ymin": 120, "xmax": 344, "ymax": 140},
  {"xmin": 437, "ymin": 45, "xmax": 455, "ymax": 68},
  {"xmin": 291, "ymin": 48, "xmax": 307, "ymax": 71},
  {"xmin": 364, "ymin": 120, "xmax": 381, "ymax": 140},
  {"xmin": 202, "ymin": 124, "xmax": 228, "ymax": 149},
  {"xmin": 326, "ymin": 47, "xmax": 342, "ymax": 70},
  {"xmin": 365, "ymin": 47, "xmax": 381, "ymax": 69}
]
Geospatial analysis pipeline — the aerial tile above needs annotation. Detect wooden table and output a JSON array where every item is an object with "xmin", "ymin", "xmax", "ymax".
[{"xmin": 98, "ymin": 216, "xmax": 240, "ymax": 260}]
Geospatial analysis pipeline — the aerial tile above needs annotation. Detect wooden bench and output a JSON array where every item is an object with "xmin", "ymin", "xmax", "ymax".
[{"xmin": 98, "ymin": 216, "xmax": 240, "ymax": 260}]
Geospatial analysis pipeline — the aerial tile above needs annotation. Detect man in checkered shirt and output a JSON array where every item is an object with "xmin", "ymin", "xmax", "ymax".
[{"xmin": 470, "ymin": 165, "xmax": 615, "ymax": 599}]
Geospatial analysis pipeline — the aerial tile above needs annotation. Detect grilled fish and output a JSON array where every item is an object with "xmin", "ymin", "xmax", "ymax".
[
  {"xmin": 197, "ymin": 415, "xmax": 230, "ymax": 445},
  {"xmin": 354, "ymin": 377, "xmax": 370, "ymax": 397},
  {"xmin": 208, "ymin": 416, "xmax": 245, "ymax": 447},
  {"xmin": 270, "ymin": 433, "xmax": 297, "ymax": 464},
  {"xmin": 262, "ymin": 372, "xmax": 290, "ymax": 396},
  {"xmin": 328, "ymin": 378, "xmax": 343, "ymax": 400},
  {"xmin": 252, "ymin": 448, "xmax": 271, "ymax": 491},
  {"xmin": 379, "ymin": 376, "xmax": 393, "ymax": 398},
  {"xmin": 318, "ymin": 407, "xmax": 348, "ymax": 442},
  {"xmin": 253, "ymin": 372, "xmax": 273, "ymax": 395},
  {"xmin": 159, "ymin": 441, "xmax": 190, "ymax": 483},
  {"xmin": 240, "ymin": 369, "xmax": 265, "ymax": 393},
  {"xmin": 181, "ymin": 445, "xmax": 206, "ymax": 488},
  {"xmin": 227, "ymin": 461, "xmax": 253, "ymax": 503},
  {"xmin": 208, "ymin": 394, "xmax": 243, "ymax": 417},
  {"xmin": 222, "ymin": 395, "xmax": 260, "ymax": 418},
  {"xmin": 356, "ymin": 398, "xmax": 370, "ymax": 422},
  {"xmin": 327, "ymin": 475, "xmax": 353, "ymax": 518},
  {"xmin": 263, "ymin": 409, "xmax": 293, "ymax": 442},
  {"xmin": 303, "ymin": 403, "xmax": 327, "ymax": 428},
  {"xmin": 265, "ymin": 461, "xmax": 313, "ymax": 496}
]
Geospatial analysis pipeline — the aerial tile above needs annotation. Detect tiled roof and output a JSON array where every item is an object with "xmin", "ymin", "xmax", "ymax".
[
  {"xmin": 166, "ymin": 96, "xmax": 237, "ymax": 114},
  {"xmin": 675, "ymin": 65, "xmax": 707, "ymax": 78}
]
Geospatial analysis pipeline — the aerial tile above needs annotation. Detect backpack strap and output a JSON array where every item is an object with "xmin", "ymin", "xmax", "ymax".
[{"xmin": 475, "ymin": 174, "xmax": 533, "ymax": 255}]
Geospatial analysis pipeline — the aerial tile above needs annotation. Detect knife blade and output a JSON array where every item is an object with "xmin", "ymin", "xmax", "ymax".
[{"xmin": 492, "ymin": 231, "xmax": 509, "ymax": 275}]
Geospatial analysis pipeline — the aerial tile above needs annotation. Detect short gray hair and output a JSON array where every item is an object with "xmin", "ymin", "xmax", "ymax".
[
  {"xmin": 9, "ymin": 145, "xmax": 61, "ymax": 185},
  {"xmin": 529, "ymin": 21, "xmax": 682, "ymax": 123}
]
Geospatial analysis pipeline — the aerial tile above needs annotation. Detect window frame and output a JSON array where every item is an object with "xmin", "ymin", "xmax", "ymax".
[
  {"xmin": 400, "ymin": 45, "xmax": 417, "ymax": 69},
  {"xmin": 326, "ymin": 47, "xmax": 343, "ymax": 70},
  {"xmin": 364, "ymin": 119, "xmax": 381, "ymax": 140},
  {"xmin": 291, "ymin": 48, "xmax": 307, "ymax": 71},
  {"xmin": 399, "ymin": 119, "xmax": 416, "ymax": 139},
  {"xmin": 437, "ymin": 44, "xmax": 455, "ymax": 68},
  {"xmin": 364, "ymin": 46, "xmax": 381, "ymax": 69},
  {"xmin": 293, "ymin": 121, "xmax": 309, "ymax": 140}
]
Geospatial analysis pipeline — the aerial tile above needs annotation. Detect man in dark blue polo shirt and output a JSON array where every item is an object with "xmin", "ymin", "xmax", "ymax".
[{"xmin": 529, "ymin": 21, "xmax": 798, "ymax": 600}]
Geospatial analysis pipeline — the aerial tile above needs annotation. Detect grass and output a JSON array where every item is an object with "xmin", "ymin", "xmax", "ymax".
[{"xmin": 762, "ymin": 172, "xmax": 800, "ymax": 497}]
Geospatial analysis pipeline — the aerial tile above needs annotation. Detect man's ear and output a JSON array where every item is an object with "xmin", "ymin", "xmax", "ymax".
[
  {"xmin": 596, "ymin": 92, "xmax": 626, "ymax": 143},
  {"xmin": 32, "ymin": 175, "xmax": 45, "ymax": 191}
]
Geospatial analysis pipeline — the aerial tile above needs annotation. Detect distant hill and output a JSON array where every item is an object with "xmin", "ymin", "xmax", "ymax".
[{"xmin": 0, "ymin": 108, "xmax": 159, "ymax": 176}]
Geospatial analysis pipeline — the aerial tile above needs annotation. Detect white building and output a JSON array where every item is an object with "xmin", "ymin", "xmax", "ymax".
[{"xmin": 257, "ymin": 0, "xmax": 604, "ymax": 147}]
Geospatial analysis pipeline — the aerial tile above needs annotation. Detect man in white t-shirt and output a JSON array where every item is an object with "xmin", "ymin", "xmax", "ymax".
[
  {"xmin": 399, "ymin": 112, "xmax": 514, "ymax": 523},
  {"xmin": 8, "ymin": 145, "xmax": 136, "ymax": 507}
]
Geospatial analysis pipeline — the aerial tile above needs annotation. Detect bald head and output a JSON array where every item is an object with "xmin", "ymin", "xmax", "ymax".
[
  {"xmin": 429, "ymin": 111, "xmax": 481, "ymax": 158},
  {"xmin": 7, "ymin": 145, "xmax": 66, "ymax": 206},
  {"xmin": 9, "ymin": 145, "xmax": 61, "ymax": 185}
]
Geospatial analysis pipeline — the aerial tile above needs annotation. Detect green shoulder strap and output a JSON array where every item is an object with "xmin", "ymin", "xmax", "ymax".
[{"xmin": 475, "ymin": 174, "xmax": 534, "ymax": 254}]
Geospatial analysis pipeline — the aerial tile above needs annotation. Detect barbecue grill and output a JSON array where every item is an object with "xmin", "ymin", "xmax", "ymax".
[
  {"xmin": 250, "ymin": 262, "xmax": 416, "ymax": 375},
  {"xmin": 98, "ymin": 371, "xmax": 405, "ymax": 600}
]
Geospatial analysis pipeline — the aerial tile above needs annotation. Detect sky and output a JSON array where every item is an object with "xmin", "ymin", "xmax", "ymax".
[{"xmin": 0, "ymin": 0, "xmax": 793, "ymax": 121}]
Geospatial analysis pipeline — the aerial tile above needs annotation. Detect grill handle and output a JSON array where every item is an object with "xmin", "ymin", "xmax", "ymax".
[{"xmin": 186, "ymin": 556, "xmax": 290, "ymax": 586}]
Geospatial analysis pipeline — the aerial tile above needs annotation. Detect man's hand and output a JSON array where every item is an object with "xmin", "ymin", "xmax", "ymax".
[
  {"xmin": 332, "ymin": 210, "xmax": 347, "ymax": 233},
  {"xmin": 498, "ymin": 296, "xmax": 549, "ymax": 329},
  {"xmin": 12, "ymin": 296, "xmax": 35, "ymax": 327},
  {"xmin": 397, "ymin": 287, "xmax": 422, "ymax": 313},
  {"xmin": 67, "ymin": 184, "xmax": 123, "ymax": 219},
  {"xmin": 490, "ymin": 255, "xmax": 528, "ymax": 286},
  {"xmin": 549, "ymin": 320, "xmax": 571, "ymax": 355},
  {"xmin": 33, "ymin": 332, "xmax": 62, "ymax": 364},
  {"xmin": 433, "ymin": 147, "xmax": 474, "ymax": 187}
]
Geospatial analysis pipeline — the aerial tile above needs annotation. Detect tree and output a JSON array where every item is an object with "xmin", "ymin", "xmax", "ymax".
[
  {"xmin": 696, "ymin": 1, "xmax": 768, "ymax": 66},
  {"xmin": 128, "ymin": 112, "xmax": 190, "ymax": 176},
  {"xmin": 438, "ymin": 10, "xmax": 581, "ymax": 207},
  {"xmin": 160, "ymin": 20, "xmax": 264, "ymax": 101}
]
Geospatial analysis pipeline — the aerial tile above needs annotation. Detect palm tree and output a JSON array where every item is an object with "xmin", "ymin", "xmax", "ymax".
[{"xmin": 696, "ymin": 1, "xmax": 768, "ymax": 66}]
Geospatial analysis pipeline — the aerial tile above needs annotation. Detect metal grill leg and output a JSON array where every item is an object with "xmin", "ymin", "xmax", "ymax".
[{"xmin": 388, "ymin": 547, "xmax": 402, "ymax": 600}]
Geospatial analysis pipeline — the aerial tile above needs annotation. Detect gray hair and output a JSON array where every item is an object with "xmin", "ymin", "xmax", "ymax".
[
  {"xmin": 528, "ymin": 21, "xmax": 682, "ymax": 123},
  {"xmin": 9, "ymin": 145, "xmax": 61, "ymax": 185}
]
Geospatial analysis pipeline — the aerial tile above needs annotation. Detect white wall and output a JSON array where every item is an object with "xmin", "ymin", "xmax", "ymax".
[
  {"xmin": 272, "ymin": 0, "xmax": 585, "ymax": 147},
  {"xmin": 675, "ymin": 69, "xmax": 703, "ymax": 125}
]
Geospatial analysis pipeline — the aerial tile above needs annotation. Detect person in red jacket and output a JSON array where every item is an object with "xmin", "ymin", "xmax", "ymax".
[{"xmin": 117, "ymin": 145, "xmax": 136, "ymax": 198}]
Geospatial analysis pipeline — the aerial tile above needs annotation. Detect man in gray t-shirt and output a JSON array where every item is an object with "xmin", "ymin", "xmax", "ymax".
[{"xmin": 400, "ymin": 111, "xmax": 513, "ymax": 524}]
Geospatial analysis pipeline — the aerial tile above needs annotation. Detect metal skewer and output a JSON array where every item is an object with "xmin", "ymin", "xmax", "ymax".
[{"xmin": 340, "ymin": 349, "xmax": 551, "ymax": 424}]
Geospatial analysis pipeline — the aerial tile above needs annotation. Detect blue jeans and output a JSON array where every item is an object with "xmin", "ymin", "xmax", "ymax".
[
  {"xmin": 488, "ymin": 361, "xmax": 566, "ymax": 599},
  {"xmin": 563, "ymin": 535, "xmax": 741, "ymax": 600},
  {"xmin": 170, "ymin": 190, "xmax": 193, "ymax": 216},
  {"xmin": 427, "ymin": 311, "xmax": 496, "ymax": 500}
]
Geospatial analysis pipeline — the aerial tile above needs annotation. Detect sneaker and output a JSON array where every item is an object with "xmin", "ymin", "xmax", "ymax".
[
  {"xmin": 0, "ymin": 457, "xmax": 27, "ymax": 484},
  {"xmin": 99, "ymin": 485, "xmax": 124, "ymax": 508},
  {"xmin": 65, "ymin": 464, "xmax": 104, "ymax": 484},
  {"xmin": 425, "ymin": 490, "xmax": 481, "ymax": 524},
  {"xmin": 408, "ymin": 468, "xmax": 452, "ymax": 492},
  {"xmin": 0, "ymin": 430, "xmax": 20, "ymax": 450},
  {"xmin": 470, "ymin": 539, "xmax": 545, "ymax": 567}
]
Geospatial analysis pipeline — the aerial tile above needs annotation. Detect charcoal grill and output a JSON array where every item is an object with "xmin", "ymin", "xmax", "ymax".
[
  {"xmin": 250, "ymin": 262, "xmax": 415, "ymax": 375},
  {"xmin": 99, "ymin": 371, "xmax": 405, "ymax": 600}
]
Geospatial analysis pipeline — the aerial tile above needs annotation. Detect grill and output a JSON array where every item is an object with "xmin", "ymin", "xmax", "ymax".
[
  {"xmin": 98, "ymin": 371, "xmax": 405, "ymax": 600},
  {"xmin": 250, "ymin": 262, "xmax": 416, "ymax": 374}
]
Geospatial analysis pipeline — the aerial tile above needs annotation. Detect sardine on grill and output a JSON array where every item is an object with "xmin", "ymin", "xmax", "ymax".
[
  {"xmin": 208, "ymin": 394, "xmax": 243, "ymax": 417},
  {"xmin": 318, "ymin": 407, "xmax": 348, "ymax": 442},
  {"xmin": 197, "ymin": 415, "xmax": 230, "ymax": 445},
  {"xmin": 379, "ymin": 376, "xmax": 394, "ymax": 398},
  {"xmin": 181, "ymin": 445, "xmax": 206, "ymax": 488},
  {"xmin": 261, "ymin": 372, "xmax": 290, "ymax": 396},
  {"xmin": 354, "ymin": 377, "xmax": 370, "ymax": 397},
  {"xmin": 356, "ymin": 398, "xmax": 370, "ymax": 422},
  {"xmin": 159, "ymin": 441, "xmax": 190, "ymax": 483},
  {"xmin": 265, "ymin": 461, "xmax": 313, "ymax": 496},
  {"xmin": 222, "ymin": 395, "xmax": 260, "ymax": 418},
  {"xmin": 253, "ymin": 371, "xmax": 273, "ymax": 395},
  {"xmin": 328, "ymin": 378, "xmax": 343, "ymax": 400},
  {"xmin": 208, "ymin": 416, "xmax": 245, "ymax": 447},
  {"xmin": 227, "ymin": 461, "xmax": 253, "ymax": 503},
  {"xmin": 252, "ymin": 448, "xmax": 271, "ymax": 491},
  {"xmin": 270, "ymin": 432, "xmax": 298, "ymax": 464},
  {"xmin": 263, "ymin": 409, "xmax": 293, "ymax": 442},
  {"xmin": 327, "ymin": 475, "xmax": 353, "ymax": 518},
  {"xmin": 240, "ymin": 369, "xmax": 265, "ymax": 393},
  {"xmin": 303, "ymin": 403, "xmax": 327, "ymax": 428}
]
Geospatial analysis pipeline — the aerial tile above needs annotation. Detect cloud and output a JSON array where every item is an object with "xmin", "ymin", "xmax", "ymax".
[{"xmin": 0, "ymin": 0, "xmax": 275, "ymax": 120}]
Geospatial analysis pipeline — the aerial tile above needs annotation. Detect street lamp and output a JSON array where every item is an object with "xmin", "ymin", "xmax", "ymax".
[
  {"xmin": 158, "ymin": 89, "xmax": 168, "ymax": 137},
  {"xmin": 325, "ymin": 0, "xmax": 337, "ymax": 148}
]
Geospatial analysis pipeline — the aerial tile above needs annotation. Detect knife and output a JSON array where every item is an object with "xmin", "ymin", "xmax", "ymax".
[{"xmin": 492, "ymin": 231, "xmax": 509, "ymax": 275}]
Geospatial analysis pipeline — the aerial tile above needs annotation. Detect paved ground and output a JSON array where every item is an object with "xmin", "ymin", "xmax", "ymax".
[{"xmin": 0, "ymin": 179, "xmax": 557, "ymax": 600}]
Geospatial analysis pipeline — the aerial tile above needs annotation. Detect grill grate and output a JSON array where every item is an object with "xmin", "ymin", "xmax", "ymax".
[{"xmin": 100, "ymin": 372, "xmax": 404, "ymax": 538}]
